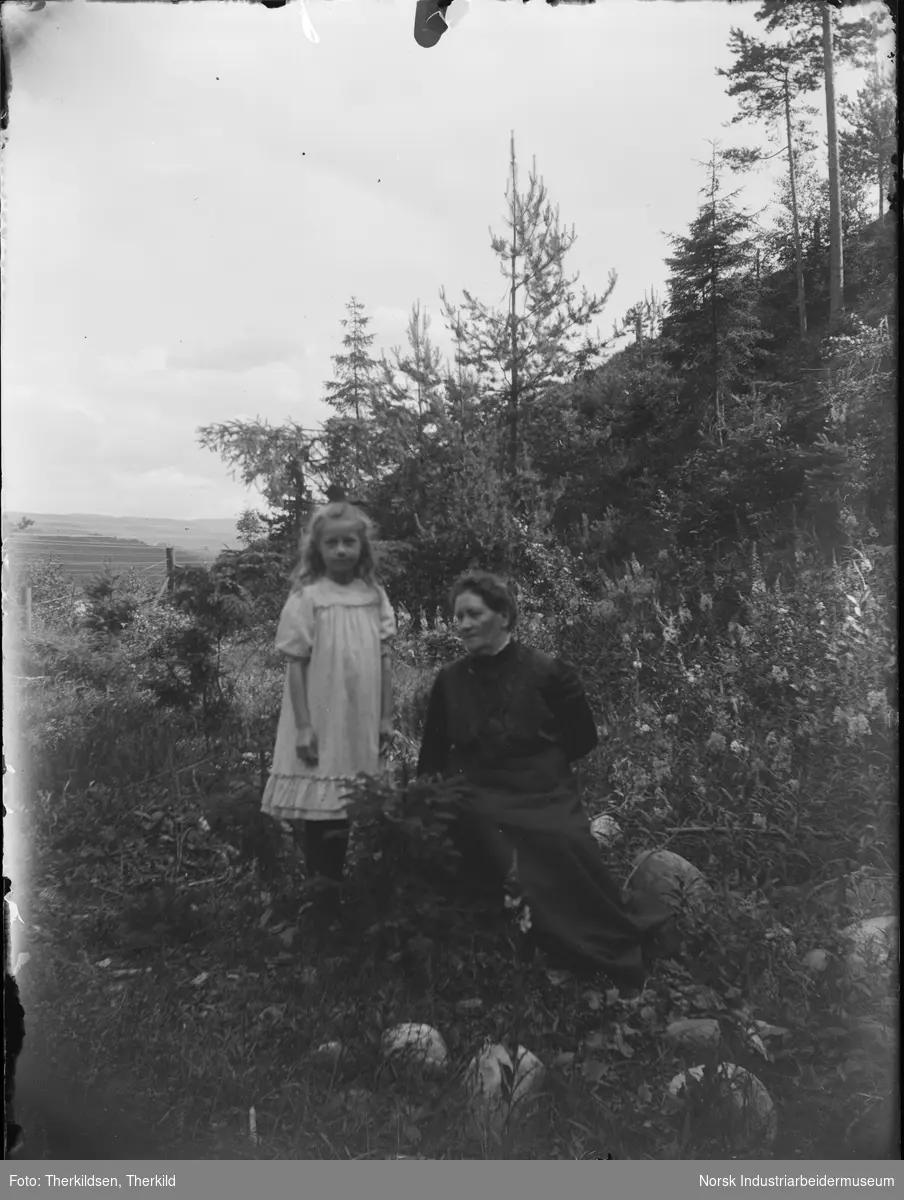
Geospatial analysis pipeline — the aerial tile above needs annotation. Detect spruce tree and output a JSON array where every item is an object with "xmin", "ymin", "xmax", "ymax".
[
  {"xmin": 661, "ymin": 143, "xmax": 768, "ymax": 439},
  {"xmin": 322, "ymin": 296, "xmax": 380, "ymax": 495}
]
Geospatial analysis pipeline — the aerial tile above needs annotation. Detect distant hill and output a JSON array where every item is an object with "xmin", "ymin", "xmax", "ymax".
[
  {"xmin": 2, "ymin": 512, "xmax": 242, "ymax": 590},
  {"xmin": 3, "ymin": 513, "xmax": 241, "ymax": 554}
]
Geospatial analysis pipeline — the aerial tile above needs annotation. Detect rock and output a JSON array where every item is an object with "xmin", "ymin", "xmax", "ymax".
[
  {"xmin": 802, "ymin": 948, "xmax": 828, "ymax": 974},
  {"xmin": 665, "ymin": 1018, "xmax": 722, "ymax": 1052},
  {"xmin": 381, "ymin": 1023, "xmax": 449, "ymax": 1075},
  {"xmin": 844, "ymin": 871, "xmax": 894, "ymax": 918},
  {"xmin": 510, "ymin": 1046, "xmax": 545, "ymax": 1105},
  {"xmin": 841, "ymin": 915, "xmax": 898, "ymax": 977},
  {"xmin": 626, "ymin": 850, "xmax": 712, "ymax": 913},
  {"xmin": 464, "ymin": 1041, "xmax": 546, "ymax": 1130},
  {"xmin": 311, "ymin": 1041, "xmax": 344, "ymax": 1065},
  {"xmin": 750, "ymin": 1020, "xmax": 791, "ymax": 1046},
  {"xmin": 590, "ymin": 815, "xmax": 623, "ymax": 848},
  {"xmin": 667, "ymin": 1063, "xmax": 777, "ymax": 1153},
  {"xmin": 455, "ymin": 998, "xmax": 484, "ymax": 1015}
]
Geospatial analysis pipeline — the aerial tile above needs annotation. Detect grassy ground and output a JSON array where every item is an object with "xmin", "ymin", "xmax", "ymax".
[{"xmin": 7, "ymin": 637, "xmax": 899, "ymax": 1161}]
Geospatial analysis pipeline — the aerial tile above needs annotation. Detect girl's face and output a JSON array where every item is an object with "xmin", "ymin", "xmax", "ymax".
[
  {"xmin": 453, "ymin": 590, "xmax": 511, "ymax": 656},
  {"xmin": 319, "ymin": 517, "xmax": 362, "ymax": 581}
]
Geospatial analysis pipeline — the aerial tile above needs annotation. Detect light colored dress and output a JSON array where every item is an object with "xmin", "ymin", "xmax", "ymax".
[{"xmin": 261, "ymin": 576, "xmax": 397, "ymax": 822}]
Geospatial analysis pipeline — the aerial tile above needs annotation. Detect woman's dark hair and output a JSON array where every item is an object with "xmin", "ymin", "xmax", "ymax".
[{"xmin": 447, "ymin": 570, "xmax": 519, "ymax": 631}]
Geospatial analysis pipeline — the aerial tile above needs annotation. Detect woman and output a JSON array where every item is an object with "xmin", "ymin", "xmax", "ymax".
[{"xmin": 416, "ymin": 570, "xmax": 673, "ymax": 989}]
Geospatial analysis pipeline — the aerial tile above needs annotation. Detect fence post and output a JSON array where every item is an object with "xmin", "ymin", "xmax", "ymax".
[
  {"xmin": 24, "ymin": 585, "xmax": 33, "ymax": 635},
  {"xmin": 165, "ymin": 547, "xmax": 175, "ymax": 592}
]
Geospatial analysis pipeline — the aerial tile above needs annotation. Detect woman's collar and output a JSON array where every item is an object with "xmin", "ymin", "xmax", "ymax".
[{"xmin": 466, "ymin": 635, "xmax": 517, "ymax": 666}]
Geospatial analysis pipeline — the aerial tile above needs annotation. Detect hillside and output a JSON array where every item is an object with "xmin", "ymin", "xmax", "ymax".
[
  {"xmin": 2, "ymin": 512, "xmax": 241, "ymax": 555},
  {"xmin": 4, "ymin": 531, "xmax": 221, "ymax": 589}
]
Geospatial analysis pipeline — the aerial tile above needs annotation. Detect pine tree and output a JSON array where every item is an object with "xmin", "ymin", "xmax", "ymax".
[
  {"xmin": 839, "ymin": 62, "xmax": 896, "ymax": 220},
  {"xmin": 718, "ymin": 28, "xmax": 821, "ymax": 339},
  {"xmin": 612, "ymin": 287, "xmax": 665, "ymax": 365},
  {"xmin": 661, "ymin": 143, "xmax": 768, "ymax": 439},
  {"xmin": 440, "ymin": 133, "xmax": 615, "ymax": 486},
  {"xmin": 377, "ymin": 301, "xmax": 446, "ymax": 455},
  {"xmin": 753, "ymin": 1, "xmax": 877, "ymax": 325}
]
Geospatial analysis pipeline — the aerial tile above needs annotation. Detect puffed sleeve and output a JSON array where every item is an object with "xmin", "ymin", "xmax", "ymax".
[
  {"xmin": 274, "ymin": 588, "xmax": 316, "ymax": 660},
  {"xmin": 416, "ymin": 673, "xmax": 451, "ymax": 778},
  {"xmin": 544, "ymin": 657, "xmax": 599, "ymax": 762},
  {"xmin": 377, "ymin": 585, "xmax": 397, "ymax": 645}
]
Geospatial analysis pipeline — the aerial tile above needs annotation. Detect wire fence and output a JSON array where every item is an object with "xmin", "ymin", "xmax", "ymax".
[{"xmin": 4, "ymin": 546, "xmax": 185, "ymax": 634}]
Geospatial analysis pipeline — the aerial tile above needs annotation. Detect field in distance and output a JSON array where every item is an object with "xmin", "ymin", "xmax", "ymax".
[
  {"xmin": 4, "ymin": 512, "xmax": 242, "ymax": 588},
  {"xmin": 4, "ymin": 512, "xmax": 242, "ymax": 554}
]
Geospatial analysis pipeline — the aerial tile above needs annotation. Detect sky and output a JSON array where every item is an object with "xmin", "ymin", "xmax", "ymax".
[{"xmin": 0, "ymin": 0, "xmax": 889, "ymax": 523}]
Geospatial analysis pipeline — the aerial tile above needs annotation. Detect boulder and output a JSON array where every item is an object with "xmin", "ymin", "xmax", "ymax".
[
  {"xmin": 665, "ymin": 1018, "xmax": 722, "ymax": 1053},
  {"xmin": 841, "ymin": 915, "xmax": 899, "ymax": 979},
  {"xmin": 590, "ymin": 815, "xmax": 623, "ymax": 848},
  {"xmin": 381, "ymin": 1023, "xmax": 449, "ymax": 1075},
  {"xmin": 626, "ymin": 850, "xmax": 712, "ymax": 913},
  {"xmin": 464, "ymin": 1041, "xmax": 545, "ymax": 1131},
  {"xmin": 802, "ymin": 947, "xmax": 828, "ymax": 974},
  {"xmin": 667, "ymin": 1063, "xmax": 777, "ymax": 1153}
]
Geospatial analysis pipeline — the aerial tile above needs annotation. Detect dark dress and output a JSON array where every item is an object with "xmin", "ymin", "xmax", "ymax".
[{"xmin": 416, "ymin": 638, "xmax": 672, "ymax": 987}]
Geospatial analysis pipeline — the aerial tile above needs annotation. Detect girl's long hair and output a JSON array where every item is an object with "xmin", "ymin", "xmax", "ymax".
[{"xmin": 290, "ymin": 493, "xmax": 380, "ymax": 591}]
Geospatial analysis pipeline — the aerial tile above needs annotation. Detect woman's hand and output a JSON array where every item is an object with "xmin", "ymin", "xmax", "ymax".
[
  {"xmin": 378, "ymin": 718, "xmax": 396, "ymax": 758},
  {"xmin": 295, "ymin": 724, "xmax": 319, "ymax": 766}
]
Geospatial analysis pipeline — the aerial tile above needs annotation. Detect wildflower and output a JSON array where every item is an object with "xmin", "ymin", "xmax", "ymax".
[
  {"xmin": 665, "ymin": 714, "xmax": 678, "ymax": 726},
  {"xmin": 730, "ymin": 740, "xmax": 747, "ymax": 755},
  {"xmin": 639, "ymin": 723, "xmax": 652, "ymax": 734},
  {"xmin": 771, "ymin": 666, "xmax": 789, "ymax": 683},
  {"xmin": 706, "ymin": 732, "xmax": 726, "ymax": 753},
  {"xmin": 519, "ymin": 905, "xmax": 533, "ymax": 935},
  {"xmin": 752, "ymin": 813, "xmax": 767, "ymax": 830},
  {"xmin": 866, "ymin": 690, "xmax": 886, "ymax": 711},
  {"xmin": 698, "ymin": 593, "xmax": 713, "ymax": 613},
  {"xmin": 851, "ymin": 713, "xmax": 870, "ymax": 738}
]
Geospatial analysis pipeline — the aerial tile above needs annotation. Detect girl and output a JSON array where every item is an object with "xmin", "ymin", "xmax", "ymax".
[{"xmin": 261, "ymin": 493, "xmax": 396, "ymax": 917}]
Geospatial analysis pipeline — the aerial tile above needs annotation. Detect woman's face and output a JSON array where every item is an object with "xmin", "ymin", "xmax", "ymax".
[
  {"xmin": 319, "ymin": 518, "xmax": 362, "ymax": 580},
  {"xmin": 453, "ymin": 590, "xmax": 511, "ymax": 656}
]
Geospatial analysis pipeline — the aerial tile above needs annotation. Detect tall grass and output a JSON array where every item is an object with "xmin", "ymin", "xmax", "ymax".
[{"xmin": 9, "ymin": 539, "xmax": 898, "ymax": 1159}]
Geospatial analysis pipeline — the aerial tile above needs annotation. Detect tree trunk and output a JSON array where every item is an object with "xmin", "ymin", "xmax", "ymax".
[
  {"xmin": 823, "ymin": 3, "xmax": 845, "ymax": 323},
  {"xmin": 709, "ymin": 152, "xmax": 720, "ymax": 439},
  {"xmin": 783, "ymin": 79, "xmax": 808, "ymax": 340},
  {"xmin": 507, "ymin": 131, "xmax": 520, "ymax": 483}
]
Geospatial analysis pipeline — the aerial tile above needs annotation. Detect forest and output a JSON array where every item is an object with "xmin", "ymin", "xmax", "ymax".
[{"xmin": 7, "ymin": 0, "xmax": 898, "ymax": 1164}]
